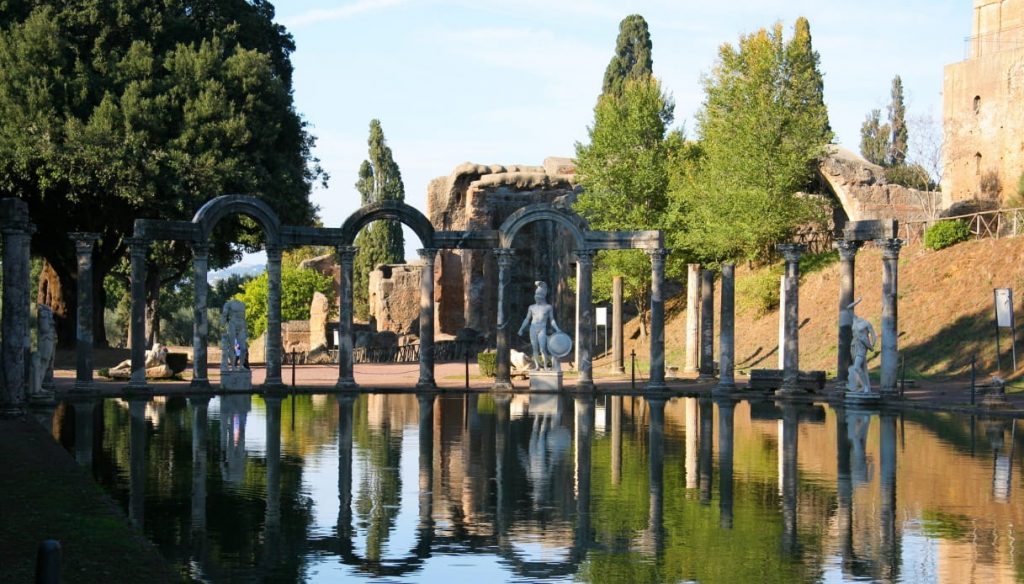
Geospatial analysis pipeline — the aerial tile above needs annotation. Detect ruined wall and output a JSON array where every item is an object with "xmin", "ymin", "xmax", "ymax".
[
  {"xmin": 368, "ymin": 263, "xmax": 422, "ymax": 335},
  {"xmin": 942, "ymin": 0, "xmax": 1024, "ymax": 205},
  {"xmin": 819, "ymin": 146, "xmax": 941, "ymax": 224},
  {"xmin": 427, "ymin": 157, "xmax": 580, "ymax": 342}
]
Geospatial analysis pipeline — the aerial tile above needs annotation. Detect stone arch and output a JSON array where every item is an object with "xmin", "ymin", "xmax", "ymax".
[
  {"xmin": 192, "ymin": 194, "xmax": 282, "ymax": 244},
  {"xmin": 340, "ymin": 200, "xmax": 435, "ymax": 247},
  {"xmin": 498, "ymin": 203, "xmax": 589, "ymax": 250}
]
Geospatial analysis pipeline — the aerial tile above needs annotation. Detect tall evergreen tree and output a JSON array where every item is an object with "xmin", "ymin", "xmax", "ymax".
[
  {"xmin": 601, "ymin": 14, "xmax": 653, "ymax": 99},
  {"xmin": 860, "ymin": 109, "xmax": 890, "ymax": 166},
  {"xmin": 888, "ymin": 75, "xmax": 908, "ymax": 166},
  {"xmin": 353, "ymin": 119, "xmax": 405, "ymax": 321}
]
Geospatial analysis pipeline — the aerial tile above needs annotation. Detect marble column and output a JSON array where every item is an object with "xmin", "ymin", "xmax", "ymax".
[
  {"xmin": 128, "ymin": 396, "xmax": 149, "ymax": 528},
  {"xmin": 417, "ymin": 248, "xmax": 439, "ymax": 389},
  {"xmin": 645, "ymin": 396, "xmax": 666, "ymax": 553},
  {"xmin": 1, "ymin": 206, "xmax": 33, "ymax": 414},
  {"xmin": 576, "ymin": 249, "xmax": 596, "ymax": 390},
  {"xmin": 878, "ymin": 239, "xmax": 903, "ymax": 394},
  {"xmin": 190, "ymin": 396, "xmax": 210, "ymax": 536},
  {"xmin": 69, "ymin": 233, "xmax": 100, "ymax": 392},
  {"xmin": 714, "ymin": 263, "xmax": 737, "ymax": 394},
  {"xmin": 777, "ymin": 244, "xmax": 806, "ymax": 395},
  {"xmin": 336, "ymin": 246, "xmax": 358, "ymax": 389},
  {"xmin": 834, "ymin": 240, "xmax": 862, "ymax": 386},
  {"xmin": 493, "ymin": 249, "xmax": 515, "ymax": 390},
  {"xmin": 264, "ymin": 246, "xmax": 283, "ymax": 387},
  {"xmin": 698, "ymin": 269, "xmax": 715, "ymax": 379},
  {"xmin": 717, "ymin": 397, "xmax": 735, "ymax": 529},
  {"xmin": 685, "ymin": 264, "xmax": 701, "ymax": 373},
  {"xmin": 611, "ymin": 276, "xmax": 624, "ymax": 374},
  {"xmin": 191, "ymin": 242, "xmax": 211, "ymax": 388},
  {"xmin": 647, "ymin": 249, "xmax": 669, "ymax": 389},
  {"xmin": 126, "ymin": 237, "xmax": 150, "ymax": 390}
]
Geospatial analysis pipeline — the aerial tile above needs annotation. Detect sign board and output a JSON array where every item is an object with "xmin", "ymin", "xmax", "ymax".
[
  {"xmin": 995, "ymin": 288, "xmax": 1014, "ymax": 327},
  {"xmin": 596, "ymin": 306, "xmax": 608, "ymax": 327}
]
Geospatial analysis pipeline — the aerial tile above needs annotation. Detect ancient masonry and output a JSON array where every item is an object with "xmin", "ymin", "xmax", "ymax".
[
  {"xmin": 942, "ymin": 0, "xmax": 1024, "ymax": 204},
  {"xmin": 817, "ymin": 145, "xmax": 939, "ymax": 224}
]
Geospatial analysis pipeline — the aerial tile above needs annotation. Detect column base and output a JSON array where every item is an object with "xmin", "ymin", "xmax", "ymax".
[
  {"xmin": 190, "ymin": 377, "xmax": 211, "ymax": 388},
  {"xmin": 71, "ymin": 381, "xmax": 94, "ymax": 393},
  {"xmin": 492, "ymin": 379, "xmax": 514, "ymax": 391},
  {"xmin": 774, "ymin": 385, "xmax": 804, "ymax": 397},
  {"xmin": 844, "ymin": 390, "xmax": 881, "ymax": 405},
  {"xmin": 697, "ymin": 373, "xmax": 717, "ymax": 382},
  {"xmin": 645, "ymin": 381, "xmax": 667, "ymax": 391},
  {"xmin": 126, "ymin": 380, "xmax": 150, "ymax": 393},
  {"xmin": 712, "ymin": 381, "xmax": 737, "ymax": 395},
  {"xmin": 612, "ymin": 367, "xmax": 625, "ymax": 375},
  {"xmin": 416, "ymin": 379, "xmax": 437, "ymax": 390},
  {"xmin": 335, "ymin": 378, "xmax": 358, "ymax": 390}
]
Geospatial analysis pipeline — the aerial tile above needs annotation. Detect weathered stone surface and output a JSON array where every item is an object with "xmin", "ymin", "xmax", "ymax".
[
  {"xmin": 818, "ymin": 146, "xmax": 941, "ymax": 224},
  {"xmin": 299, "ymin": 253, "xmax": 341, "ymax": 299},
  {"xmin": 369, "ymin": 263, "xmax": 422, "ymax": 335},
  {"xmin": 221, "ymin": 369, "xmax": 252, "ymax": 390},
  {"xmin": 309, "ymin": 291, "xmax": 329, "ymax": 349}
]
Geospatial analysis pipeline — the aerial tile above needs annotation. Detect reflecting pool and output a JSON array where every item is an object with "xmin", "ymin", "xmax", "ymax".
[{"xmin": 49, "ymin": 393, "xmax": 1023, "ymax": 583}]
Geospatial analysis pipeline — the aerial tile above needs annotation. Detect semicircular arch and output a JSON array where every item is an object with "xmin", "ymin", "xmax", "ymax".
[
  {"xmin": 498, "ymin": 203, "xmax": 589, "ymax": 250},
  {"xmin": 192, "ymin": 194, "xmax": 282, "ymax": 244},
  {"xmin": 340, "ymin": 200, "xmax": 435, "ymax": 247}
]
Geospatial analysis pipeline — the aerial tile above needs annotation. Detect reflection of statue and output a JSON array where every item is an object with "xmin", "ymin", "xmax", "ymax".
[
  {"xmin": 31, "ymin": 305, "xmax": 57, "ymax": 395},
  {"xmin": 518, "ymin": 281, "xmax": 562, "ymax": 370},
  {"xmin": 846, "ymin": 299, "xmax": 876, "ymax": 393},
  {"xmin": 220, "ymin": 299, "xmax": 248, "ymax": 370}
]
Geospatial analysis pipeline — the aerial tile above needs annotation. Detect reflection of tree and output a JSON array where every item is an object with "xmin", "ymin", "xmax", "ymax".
[{"xmin": 353, "ymin": 395, "xmax": 403, "ymax": 561}]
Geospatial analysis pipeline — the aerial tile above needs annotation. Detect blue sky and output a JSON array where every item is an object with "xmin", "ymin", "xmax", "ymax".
[{"xmin": 268, "ymin": 0, "xmax": 969, "ymax": 261}]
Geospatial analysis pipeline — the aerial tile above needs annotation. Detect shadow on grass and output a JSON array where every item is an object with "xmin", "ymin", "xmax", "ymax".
[{"xmin": 900, "ymin": 306, "xmax": 1006, "ymax": 379}]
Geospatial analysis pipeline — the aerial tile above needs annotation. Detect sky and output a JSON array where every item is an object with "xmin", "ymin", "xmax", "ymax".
[{"xmin": 251, "ymin": 0, "xmax": 971, "ymax": 265}]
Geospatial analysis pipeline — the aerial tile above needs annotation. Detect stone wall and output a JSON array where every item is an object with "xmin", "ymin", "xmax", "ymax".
[
  {"xmin": 427, "ymin": 157, "xmax": 580, "ymax": 341},
  {"xmin": 942, "ymin": 0, "xmax": 1024, "ymax": 205},
  {"xmin": 368, "ymin": 263, "xmax": 422, "ymax": 335}
]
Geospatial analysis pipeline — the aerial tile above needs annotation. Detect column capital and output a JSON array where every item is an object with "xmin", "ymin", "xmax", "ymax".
[
  {"xmin": 417, "ymin": 248, "xmax": 439, "ymax": 262},
  {"xmin": 336, "ymin": 245, "xmax": 358, "ymax": 262},
  {"xmin": 264, "ymin": 244, "xmax": 282, "ymax": 260},
  {"xmin": 124, "ymin": 237, "xmax": 149, "ymax": 256},
  {"xmin": 776, "ymin": 243, "xmax": 807, "ymax": 263},
  {"xmin": 646, "ymin": 248, "xmax": 671, "ymax": 263},
  {"xmin": 2, "ymin": 220, "xmax": 35, "ymax": 236},
  {"xmin": 68, "ymin": 232, "xmax": 100, "ymax": 252},
  {"xmin": 834, "ymin": 239, "xmax": 863, "ymax": 260},
  {"xmin": 875, "ymin": 237, "xmax": 904, "ymax": 259},
  {"xmin": 575, "ymin": 248, "xmax": 597, "ymax": 265},
  {"xmin": 191, "ymin": 240, "xmax": 211, "ymax": 256},
  {"xmin": 493, "ymin": 248, "xmax": 516, "ymax": 267}
]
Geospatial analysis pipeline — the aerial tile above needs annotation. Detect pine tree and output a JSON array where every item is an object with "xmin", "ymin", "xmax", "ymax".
[
  {"xmin": 888, "ymin": 75, "xmax": 908, "ymax": 166},
  {"xmin": 860, "ymin": 109, "xmax": 890, "ymax": 166},
  {"xmin": 353, "ymin": 119, "xmax": 405, "ymax": 321},
  {"xmin": 601, "ymin": 14, "xmax": 653, "ymax": 99}
]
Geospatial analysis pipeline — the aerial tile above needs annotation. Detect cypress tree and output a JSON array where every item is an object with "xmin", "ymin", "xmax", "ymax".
[
  {"xmin": 353, "ymin": 119, "xmax": 405, "ymax": 321},
  {"xmin": 601, "ymin": 14, "xmax": 654, "ymax": 99},
  {"xmin": 888, "ymin": 75, "xmax": 908, "ymax": 166},
  {"xmin": 860, "ymin": 109, "xmax": 890, "ymax": 166}
]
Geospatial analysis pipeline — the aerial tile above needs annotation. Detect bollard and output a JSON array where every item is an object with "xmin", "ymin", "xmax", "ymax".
[
  {"xmin": 971, "ymin": 355, "xmax": 977, "ymax": 405},
  {"xmin": 35, "ymin": 539, "xmax": 60, "ymax": 584},
  {"xmin": 465, "ymin": 348, "xmax": 470, "ymax": 389},
  {"xmin": 631, "ymin": 349, "xmax": 636, "ymax": 390},
  {"xmin": 291, "ymin": 350, "xmax": 297, "ymax": 387}
]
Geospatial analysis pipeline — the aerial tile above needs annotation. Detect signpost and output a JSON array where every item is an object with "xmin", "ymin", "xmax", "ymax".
[{"xmin": 993, "ymin": 288, "xmax": 1017, "ymax": 371}]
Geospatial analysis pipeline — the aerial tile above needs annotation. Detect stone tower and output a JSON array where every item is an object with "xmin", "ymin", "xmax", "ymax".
[{"xmin": 942, "ymin": 0, "xmax": 1024, "ymax": 205}]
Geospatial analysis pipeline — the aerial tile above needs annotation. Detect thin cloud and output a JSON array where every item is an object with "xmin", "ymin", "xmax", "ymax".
[{"xmin": 281, "ymin": 0, "xmax": 410, "ymax": 29}]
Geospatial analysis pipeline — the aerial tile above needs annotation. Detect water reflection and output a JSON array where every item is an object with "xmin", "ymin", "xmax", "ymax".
[{"xmin": 52, "ymin": 392, "xmax": 1024, "ymax": 583}]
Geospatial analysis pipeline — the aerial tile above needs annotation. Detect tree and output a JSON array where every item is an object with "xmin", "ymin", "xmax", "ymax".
[
  {"xmin": 234, "ymin": 264, "xmax": 334, "ymax": 339},
  {"xmin": 673, "ymin": 18, "xmax": 832, "ymax": 263},
  {"xmin": 601, "ymin": 14, "xmax": 653, "ymax": 99},
  {"xmin": 0, "ymin": 1, "xmax": 323, "ymax": 347},
  {"xmin": 888, "ymin": 75, "xmax": 908, "ymax": 166},
  {"xmin": 353, "ymin": 119, "xmax": 405, "ymax": 321},
  {"xmin": 860, "ymin": 109, "xmax": 890, "ymax": 166}
]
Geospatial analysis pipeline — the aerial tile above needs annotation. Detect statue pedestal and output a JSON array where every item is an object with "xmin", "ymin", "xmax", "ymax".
[
  {"xmin": 530, "ymin": 370, "xmax": 563, "ymax": 391},
  {"xmin": 844, "ymin": 390, "xmax": 881, "ymax": 405},
  {"xmin": 221, "ymin": 369, "xmax": 252, "ymax": 390}
]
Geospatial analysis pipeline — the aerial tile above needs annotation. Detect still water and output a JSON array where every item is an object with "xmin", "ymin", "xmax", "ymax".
[{"xmin": 52, "ymin": 393, "xmax": 1023, "ymax": 583}]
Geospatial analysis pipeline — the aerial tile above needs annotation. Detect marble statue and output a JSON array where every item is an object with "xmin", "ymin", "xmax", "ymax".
[
  {"xmin": 518, "ymin": 281, "xmax": 563, "ymax": 371},
  {"xmin": 31, "ymin": 305, "xmax": 56, "ymax": 396},
  {"xmin": 846, "ymin": 299, "xmax": 877, "ymax": 393},
  {"xmin": 220, "ymin": 299, "xmax": 248, "ymax": 370},
  {"xmin": 107, "ymin": 342, "xmax": 173, "ymax": 379}
]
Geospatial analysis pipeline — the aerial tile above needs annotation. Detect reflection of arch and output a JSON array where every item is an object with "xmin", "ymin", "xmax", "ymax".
[
  {"xmin": 498, "ymin": 203, "xmax": 589, "ymax": 250},
  {"xmin": 340, "ymin": 200, "xmax": 435, "ymax": 247},
  {"xmin": 192, "ymin": 194, "xmax": 282, "ymax": 244}
]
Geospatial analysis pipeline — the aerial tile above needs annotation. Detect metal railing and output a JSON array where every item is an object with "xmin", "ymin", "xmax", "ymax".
[
  {"xmin": 900, "ymin": 207, "xmax": 1024, "ymax": 245},
  {"xmin": 352, "ymin": 340, "xmax": 468, "ymax": 364}
]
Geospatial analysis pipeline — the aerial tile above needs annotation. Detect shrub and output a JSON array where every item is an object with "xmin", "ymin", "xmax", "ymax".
[
  {"xmin": 737, "ymin": 267, "xmax": 783, "ymax": 316},
  {"xmin": 477, "ymin": 351, "xmax": 497, "ymax": 377},
  {"xmin": 923, "ymin": 220, "xmax": 971, "ymax": 250}
]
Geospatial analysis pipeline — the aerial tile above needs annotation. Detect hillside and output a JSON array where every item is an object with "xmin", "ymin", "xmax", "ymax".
[{"xmin": 612, "ymin": 236, "xmax": 1024, "ymax": 381}]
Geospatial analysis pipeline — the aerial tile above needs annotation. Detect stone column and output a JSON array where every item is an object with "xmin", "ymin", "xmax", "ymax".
[
  {"xmin": 698, "ymin": 269, "xmax": 715, "ymax": 379},
  {"xmin": 714, "ymin": 263, "xmax": 737, "ymax": 394},
  {"xmin": 647, "ymin": 249, "xmax": 669, "ymax": 389},
  {"xmin": 716, "ymin": 397, "xmax": 735, "ymax": 528},
  {"xmin": 777, "ymin": 244, "xmax": 806, "ymax": 395},
  {"xmin": 878, "ymin": 238, "xmax": 903, "ymax": 394},
  {"xmin": 417, "ymin": 248, "xmax": 438, "ymax": 389},
  {"xmin": 126, "ymin": 237, "xmax": 150, "ymax": 390},
  {"xmin": 264, "ymin": 245, "xmax": 283, "ymax": 387},
  {"xmin": 69, "ymin": 233, "xmax": 100, "ymax": 392},
  {"xmin": 611, "ymin": 276, "xmax": 624, "ymax": 374},
  {"xmin": 835, "ymin": 240, "xmax": 862, "ymax": 386},
  {"xmin": 493, "ymin": 249, "xmax": 515, "ymax": 390},
  {"xmin": 684, "ymin": 264, "xmax": 701, "ymax": 373},
  {"xmin": 336, "ymin": 246, "xmax": 358, "ymax": 388},
  {"xmin": 1, "ymin": 206, "xmax": 33, "ymax": 415},
  {"xmin": 191, "ymin": 242, "xmax": 211, "ymax": 388},
  {"xmin": 576, "ymin": 249, "xmax": 596, "ymax": 390}
]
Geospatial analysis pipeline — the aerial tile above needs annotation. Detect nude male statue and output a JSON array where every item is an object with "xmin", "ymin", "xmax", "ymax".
[
  {"xmin": 518, "ymin": 281, "xmax": 563, "ymax": 371},
  {"xmin": 221, "ymin": 299, "xmax": 248, "ymax": 370},
  {"xmin": 846, "ymin": 299, "xmax": 877, "ymax": 393}
]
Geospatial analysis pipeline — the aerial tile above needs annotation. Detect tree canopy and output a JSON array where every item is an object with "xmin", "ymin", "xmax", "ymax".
[
  {"xmin": 601, "ymin": 14, "xmax": 653, "ymax": 99},
  {"xmin": 234, "ymin": 264, "xmax": 334, "ymax": 339},
  {"xmin": 888, "ymin": 75, "xmax": 908, "ymax": 166}
]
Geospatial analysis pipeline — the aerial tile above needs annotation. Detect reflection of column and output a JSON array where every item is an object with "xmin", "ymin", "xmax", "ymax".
[
  {"xmin": 1, "ymin": 204, "xmax": 33, "ymax": 414},
  {"xmin": 834, "ymin": 405, "xmax": 855, "ymax": 573},
  {"xmin": 647, "ymin": 249, "xmax": 669, "ymax": 388},
  {"xmin": 685, "ymin": 264, "xmax": 701, "ymax": 373},
  {"xmin": 72, "ymin": 399, "xmax": 96, "ymax": 468},
  {"xmin": 126, "ymin": 238, "xmax": 150, "ymax": 390},
  {"xmin": 715, "ymin": 263, "xmax": 736, "ymax": 394},
  {"xmin": 685, "ymin": 398, "xmax": 698, "ymax": 489},
  {"xmin": 698, "ymin": 397, "xmax": 713, "ymax": 505},
  {"xmin": 494, "ymin": 394, "xmax": 512, "ymax": 536},
  {"xmin": 70, "ymin": 232, "xmax": 100, "ymax": 392},
  {"xmin": 645, "ymin": 397, "xmax": 666, "ymax": 553},
  {"xmin": 128, "ymin": 396, "xmax": 149, "ymax": 528},
  {"xmin": 610, "ymin": 395, "xmax": 622, "ymax": 486},
  {"xmin": 878, "ymin": 239, "xmax": 903, "ymax": 393},
  {"xmin": 716, "ymin": 398, "xmax": 735, "ymax": 529},
  {"xmin": 988, "ymin": 420, "xmax": 1013, "ymax": 503},
  {"xmin": 190, "ymin": 397, "xmax": 210, "ymax": 536},
  {"xmin": 262, "ymin": 395, "xmax": 283, "ymax": 572},
  {"xmin": 780, "ymin": 403, "xmax": 800, "ymax": 556},
  {"xmin": 418, "ymin": 394, "xmax": 435, "ymax": 536},
  {"xmin": 879, "ymin": 412, "xmax": 899, "ymax": 581},
  {"xmin": 698, "ymin": 269, "xmax": 715, "ymax": 379},
  {"xmin": 191, "ymin": 242, "xmax": 211, "ymax": 387},
  {"xmin": 265, "ymin": 246, "xmax": 284, "ymax": 387},
  {"xmin": 777, "ymin": 244, "xmax": 806, "ymax": 394},
  {"xmin": 336, "ymin": 246, "xmax": 358, "ymax": 388},
  {"xmin": 612, "ymin": 276, "xmax": 625, "ymax": 373},
  {"xmin": 417, "ymin": 249, "xmax": 438, "ymax": 388},
  {"xmin": 576, "ymin": 250, "xmax": 596, "ymax": 389},
  {"xmin": 573, "ymin": 395, "xmax": 595, "ymax": 559},
  {"xmin": 493, "ymin": 249, "xmax": 515, "ymax": 390},
  {"xmin": 835, "ymin": 241, "xmax": 861, "ymax": 386},
  {"xmin": 337, "ymin": 395, "xmax": 356, "ymax": 555}
]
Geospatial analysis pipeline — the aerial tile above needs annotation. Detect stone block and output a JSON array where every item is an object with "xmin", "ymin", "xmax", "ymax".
[
  {"xmin": 843, "ymin": 219, "xmax": 898, "ymax": 242},
  {"xmin": 747, "ymin": 369, "xmax": 826, "ymax": 392},
  {"xmin": 221, "ymin": 369, "xmax": 252, "ymax": 390},
  {"xmin": 529, "ymin": 370, "xmax": 563, "ymax": 391}
]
